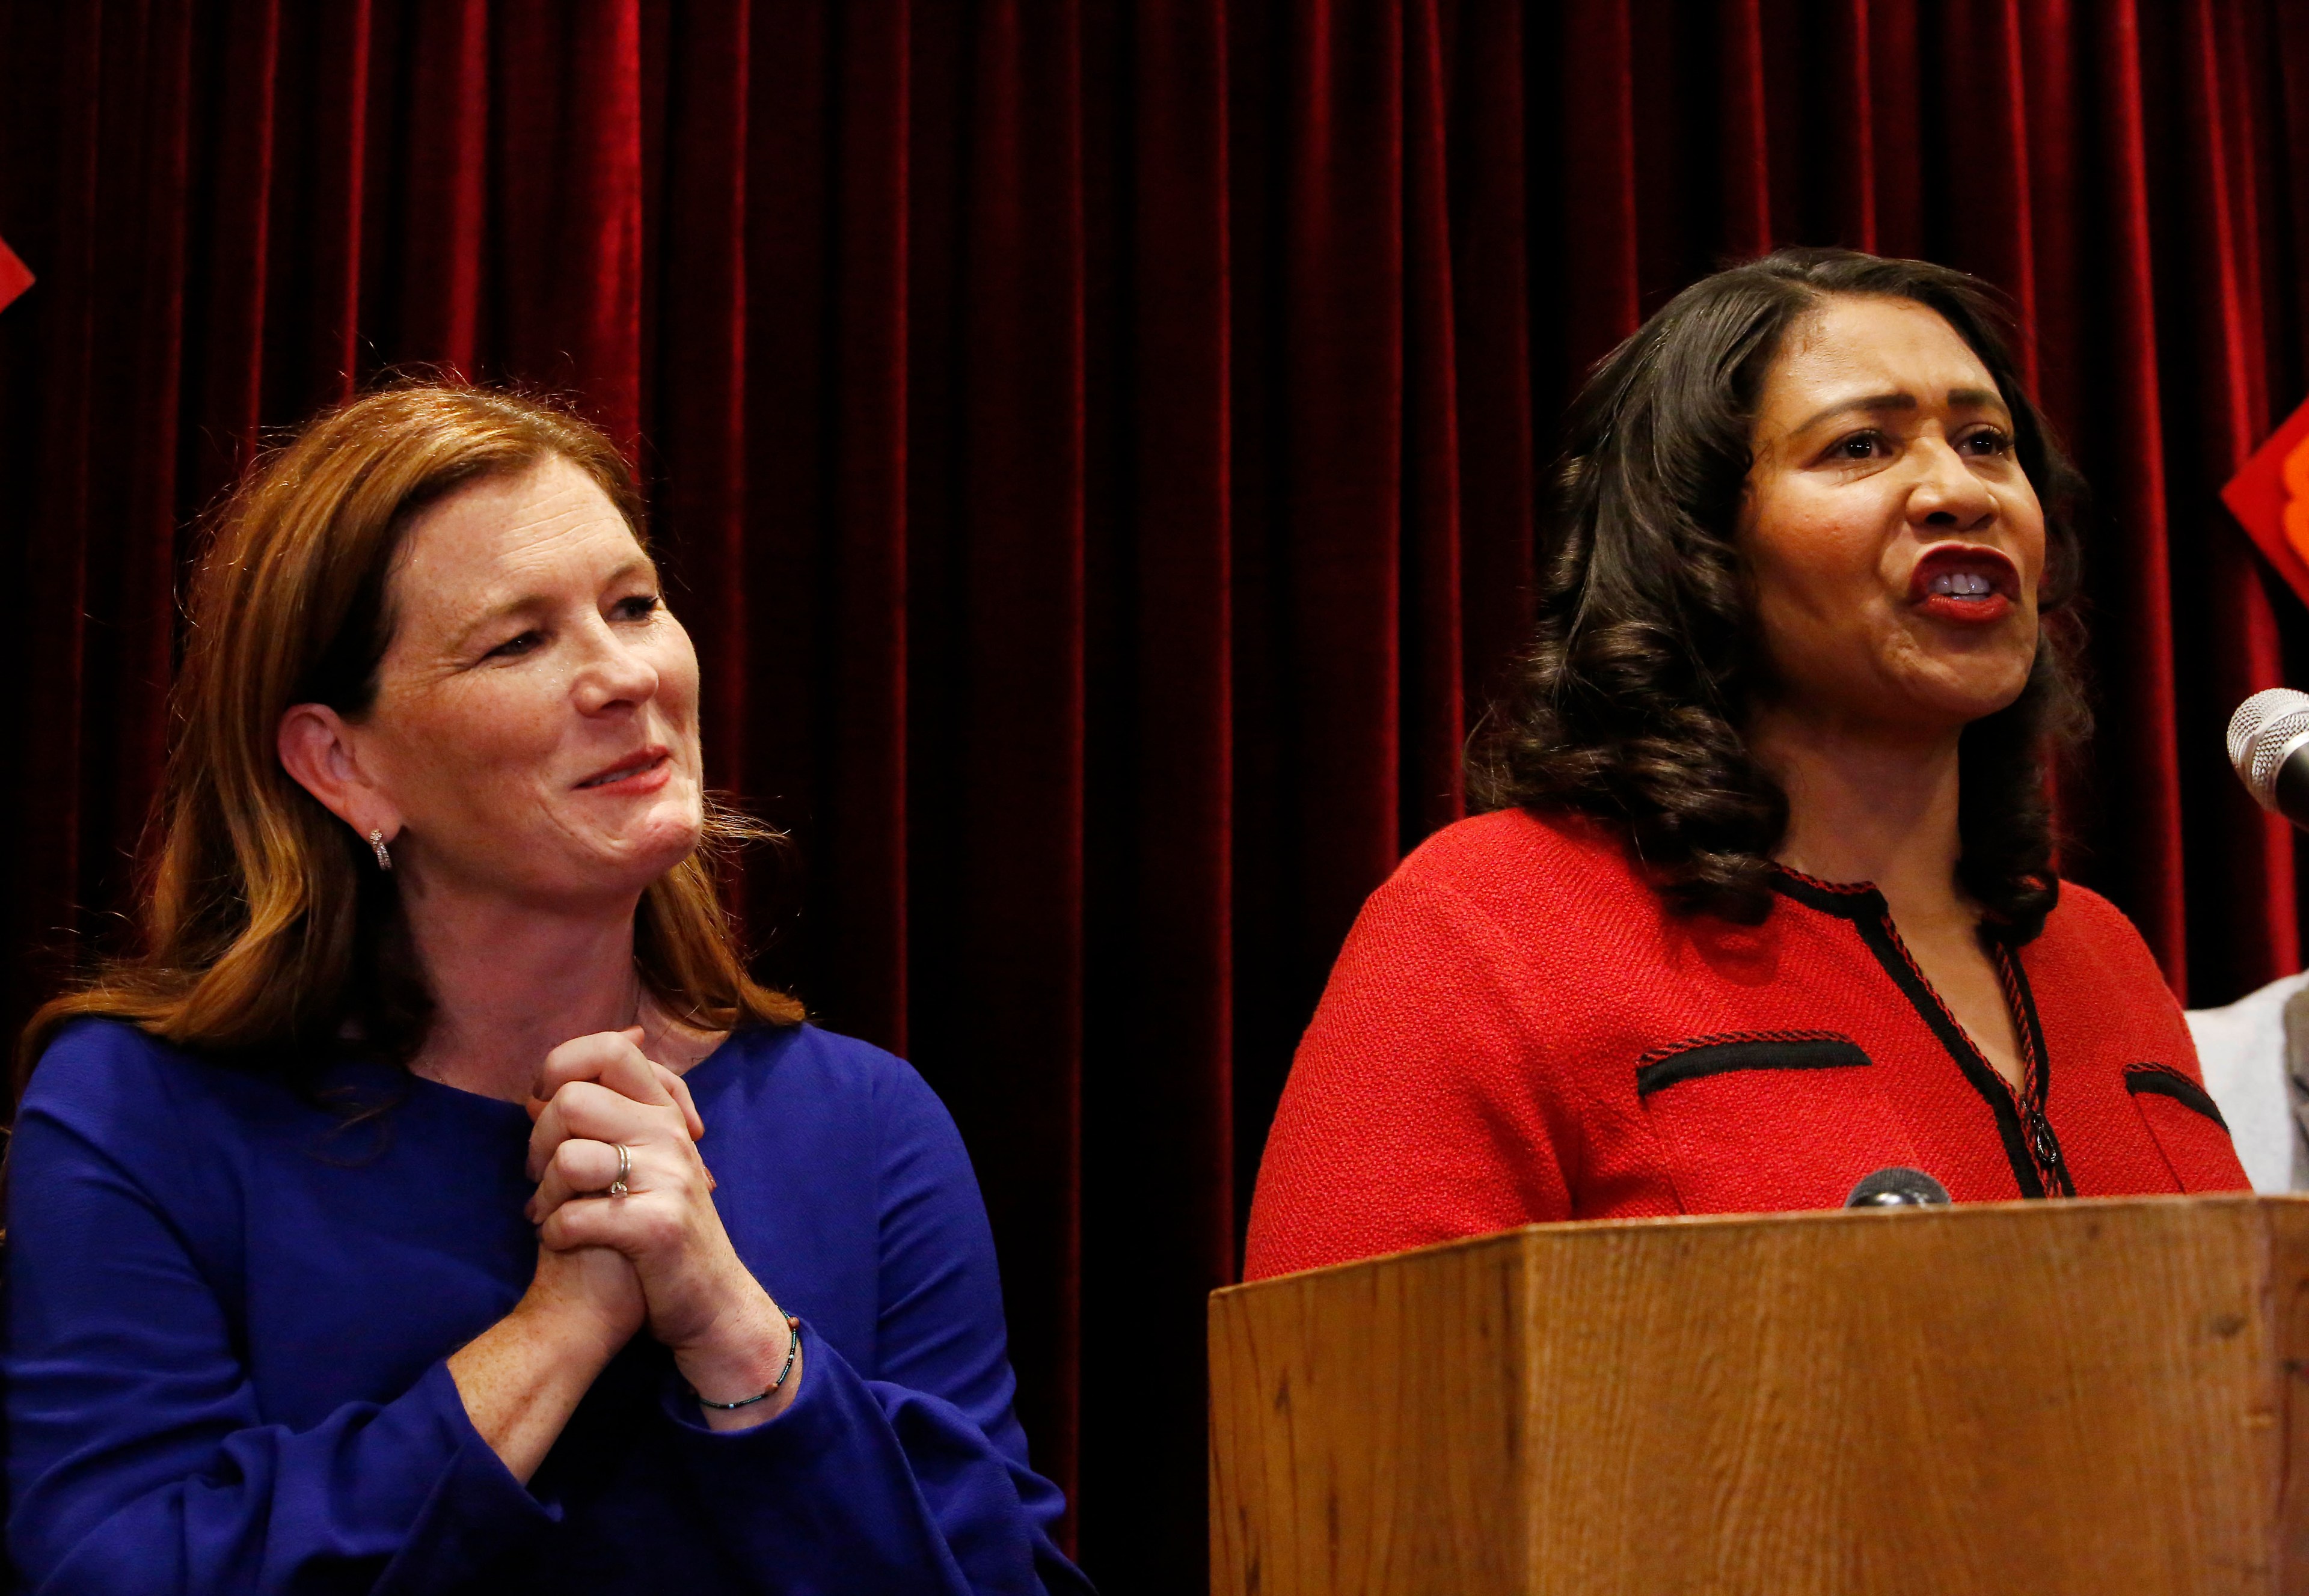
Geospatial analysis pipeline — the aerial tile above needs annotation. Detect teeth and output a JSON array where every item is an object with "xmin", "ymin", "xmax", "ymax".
[{"xmin": 1928, "ymin": 570, "xmax": 1995, "ymax": 598}]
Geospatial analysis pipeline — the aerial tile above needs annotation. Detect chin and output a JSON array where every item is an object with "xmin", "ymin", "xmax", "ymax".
[
  {"xmin": 577, "ymin": 800, "xmax": 705, "ymax": 891},
  {"xmin": 1912, "ymin": 668, "xmax": 2034, "ymax": 730},
  {"xmin": 1891, "ymin": 625, "xmax": 2035, "ymax": 721},
  {"xmin": 625, "ymin": 813, "xmax": 707, "ymax": 872}
]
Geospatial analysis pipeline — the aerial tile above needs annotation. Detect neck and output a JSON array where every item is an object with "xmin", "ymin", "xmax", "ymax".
[
  {"xmin": 1748, "ymin": 700, "xmax": 1969, "ymax": 921},
  {"xmin": 399, "ymin": 869, "xmax": 646, "ymax": 1102}
]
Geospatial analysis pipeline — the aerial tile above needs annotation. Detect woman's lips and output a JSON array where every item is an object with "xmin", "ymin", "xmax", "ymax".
[
  {"xmin": 1907, "ymin": 545, "xmax": 2020, "ymax": 626},
  {"xmin": 575, "ymin": 748, "xmax": 672, "ymax": 793}
]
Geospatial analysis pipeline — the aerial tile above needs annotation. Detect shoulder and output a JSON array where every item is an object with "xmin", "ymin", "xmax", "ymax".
[
  {"xmin": 11, "ymin": 1020, "xmax": 273, "ymax": 1232},
  {"xmin": 1304, "ymin": 810, "xmax": 1662, "ymax": 1057},
  {"xmin": 2033, "ymin": 878, "xmax": 2165, "ymax": 971},
  {"xmin": 707, "ymin": 1021, "xmax": 948, "ymax": 1112},
  {"xmin": 698, "ymin": 1022, "xmax": 971, "ymax": 1169},
  {"xmin": 19, "ymin": 1017, "xmax": 245, "ymax": 1137},
  {"xmin": 27, "ymin": 1014, "xmax": 186, "ymax": 1088},
  {"xmin": 1392, "ymin": 806, "xmax": 1633, "ymax": 893},
  {"xmin": 1357, "ymin": 807, "xmax": 1652, "ymax": 952},
  {"xmin": 2025, "ymin": 878, "xmax": 2188, "ymax": 1023}
]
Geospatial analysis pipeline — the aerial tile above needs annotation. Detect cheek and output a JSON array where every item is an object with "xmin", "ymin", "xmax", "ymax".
[
  {"xmin": 2014, "ymin": 503, "xmax": 2050, "ymax": 596},
  {"xmin": 654, "ymin": 628, "xmax": 704, "ymax": 730},
  {"xmin": 1741, "ymin": 496, "xmax": 1890, "ymax": 662},
  {"xmin": 378, "ymin": 677, "xmax": 568, "ymax": 804}
]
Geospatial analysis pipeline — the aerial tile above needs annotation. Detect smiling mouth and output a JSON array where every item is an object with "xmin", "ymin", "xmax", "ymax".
[{"xmin": 576, "ymin": 750, "xmax": 669, "ymax": 789}]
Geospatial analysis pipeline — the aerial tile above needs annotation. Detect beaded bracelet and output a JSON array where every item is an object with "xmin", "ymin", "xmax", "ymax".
[{"xmin": 690, "ymin": 1315, "xmax": 803, "ymax": 1411}]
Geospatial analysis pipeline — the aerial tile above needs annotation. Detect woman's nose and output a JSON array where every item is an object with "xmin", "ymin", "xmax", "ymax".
[
  {"xmin": 571, "ymin": 627, "xmax": 660, "ymax": 714},
  {"xmin": 1905, "ymin": 437, "xmax": 1998, "ymax": 531}
]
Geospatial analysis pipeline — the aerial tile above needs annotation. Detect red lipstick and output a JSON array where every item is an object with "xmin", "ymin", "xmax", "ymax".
[{"xmin": 1907, "ymin": 544, "xmax": 2020, "ymax": 625}]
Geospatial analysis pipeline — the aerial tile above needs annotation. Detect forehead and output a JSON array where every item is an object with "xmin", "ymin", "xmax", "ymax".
[
  {"xmin": 1762, "ymin": 295, "xmax": 1999, "ymax": 410},
  {"xmin": 391, "ymin": 456, "xmax": 645, "ymax": 617}
]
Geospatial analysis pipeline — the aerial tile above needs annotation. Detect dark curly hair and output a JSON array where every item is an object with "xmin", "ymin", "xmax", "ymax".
[{"xmin": 1474, "ymin": 248, "xmax": 2088, "ymax": 938}]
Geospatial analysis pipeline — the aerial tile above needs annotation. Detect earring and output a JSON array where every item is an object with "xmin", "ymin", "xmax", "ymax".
[{"xmin": 367, "ymin": 828, "xmax": 393, "ymax": 872}]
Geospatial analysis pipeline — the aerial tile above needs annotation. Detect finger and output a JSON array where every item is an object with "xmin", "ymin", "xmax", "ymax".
[
  {"xmin": 527, "ymin": 1080, "xmax": 678, "ymax": 1181},
  {"xmin": 537, "ymin": 1197, "xmax": 620, "ymax": 1253},
  {"xmin": 529, "ymin": 1085, "xmax": 633, "ymax": 1182},
  {"xmin": 539, "ymin": 1027, "xmax": 669, "ymax": 1107},
  {"xmin": 538, "ymin": 1188, "xmax": 682, "ymax": 1255},
  {"xmin": 527, "ymin": 1137, "xmax": 624, "ymax": 1223},
  {"xmin": 654, "ymin": 1063, "xmax": 705, "ymax": 1142},
  {"xmin": 533, "ymin": 1027, "xmax": 676, "ymax": 1113}
]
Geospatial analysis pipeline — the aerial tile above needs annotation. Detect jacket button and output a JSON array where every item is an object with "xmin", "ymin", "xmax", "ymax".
[{"xmin": 2030, "ymin": 1112, "xmax": 2062, "ymax": 1169}]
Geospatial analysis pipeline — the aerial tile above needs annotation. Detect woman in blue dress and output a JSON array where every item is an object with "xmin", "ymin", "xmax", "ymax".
[{"xmin": 7, "ymin": 385, "xmax": 1091, "ymax": 1596}]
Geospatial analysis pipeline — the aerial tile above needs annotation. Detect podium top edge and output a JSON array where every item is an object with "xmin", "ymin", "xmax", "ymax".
[{"xmin": 1212, "ymin": 1192, "xmax": 2309, "ymax": 1301}]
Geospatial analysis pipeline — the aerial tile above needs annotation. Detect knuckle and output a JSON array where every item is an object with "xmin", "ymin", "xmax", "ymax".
[
  {"xmin": 569, "ymin": 1080, "xmax": 619, "ymax": 1113},
  {"xmin": 549, "ymin": 1202, "xmax": 604, "ymax": 1249}
]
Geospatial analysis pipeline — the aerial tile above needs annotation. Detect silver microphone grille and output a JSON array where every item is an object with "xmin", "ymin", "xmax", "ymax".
[
  {"xmin": 2251, "ymin": 709, "xmax": 2309, "ymax": 805},
  {"xmin": 2228, "ymin": 688, "xmax": 2307, "ymax": 772},
  {"xmin": 2230, "ymin": 688, "xmax": 2309, "ymax": 809}
]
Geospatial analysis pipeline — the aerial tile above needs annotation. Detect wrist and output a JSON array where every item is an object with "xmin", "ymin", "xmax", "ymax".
[
  {"xmin": 673, "ymin": 1295, "xmax": 800, "ymax": 1427},
  {"xmin": 513, "ymin": 1274, "xmax": 634, "ymax": 1372},
  {"xmin": 670, "ymin": 1288, "xmax": 787, "ymax": 1392}
]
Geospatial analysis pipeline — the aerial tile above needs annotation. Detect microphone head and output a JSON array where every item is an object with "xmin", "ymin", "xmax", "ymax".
[
  {"xmin": 2229, "ymin": 688, "xmax": 2309, "ymax": 810},
  {"xmin": 1844, "ymin": 1167, "xmax": 1951, "ymax": 1208}
]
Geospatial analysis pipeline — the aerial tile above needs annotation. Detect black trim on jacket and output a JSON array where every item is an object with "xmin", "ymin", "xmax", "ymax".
[
  {"xmin": 1770, "ymin": 871, "xmax": 2060, "ymax": 1199},
  {"xmin": 2123, "ymin": 1062, "xmax": 2230, "ymax": 1130},
  {"xmin": 1636, "ymin": 1035, "xmax": 1872, "ymax": 1099}
]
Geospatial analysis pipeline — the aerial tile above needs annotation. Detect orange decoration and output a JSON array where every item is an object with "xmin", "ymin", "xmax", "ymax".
[
  {"xmin": 2284, "ymin": 431, "xmax": 2309, "ymax": 570},
  {"xmin": 2222, "ymin": 395, "xmax": 2309, "ymax": 610}
]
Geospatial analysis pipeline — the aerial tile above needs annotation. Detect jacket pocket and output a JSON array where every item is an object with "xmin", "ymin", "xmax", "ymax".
[
  {"xmin": 2123, "ymin": 1063, "xmax": 2243, "ymax": 1192},
  {"xmin": 1636, "ymin": 1032, "xmax": 1919, "ymax": 1214}
]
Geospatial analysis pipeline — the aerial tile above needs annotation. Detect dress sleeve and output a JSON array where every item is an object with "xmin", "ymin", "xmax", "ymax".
[
  {"xmin": 1243, "ymin": 870, "xmax": 1577, "ymax": 1280},
  {"xmin": 4, "ymin": 1044, "xmax": 550, "ymax": 1594},
  {"xmin": 647, "ymin": 1059, "xmax": 1091, "ymax": 1596}
]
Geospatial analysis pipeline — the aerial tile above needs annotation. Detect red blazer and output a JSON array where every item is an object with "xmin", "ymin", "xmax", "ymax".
[{"xmin": 1244, "ymin": 809, "xmax": 2249, "ymax": 1282}]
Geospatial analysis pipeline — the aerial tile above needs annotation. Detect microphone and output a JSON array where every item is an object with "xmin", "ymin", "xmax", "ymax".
[
  {"xmin": 2227, "ymin": 688, "xmax": 2309, "ymax": 828},
  {"xmin": 1844, "ymin": 1167, "xmax": 1951, "ymax": 1208}
]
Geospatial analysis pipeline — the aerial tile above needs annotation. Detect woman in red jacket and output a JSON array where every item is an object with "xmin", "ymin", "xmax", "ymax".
[{"xmin": 1245, "ymin": 248, "xmax": 2248, "ymax": 1282}]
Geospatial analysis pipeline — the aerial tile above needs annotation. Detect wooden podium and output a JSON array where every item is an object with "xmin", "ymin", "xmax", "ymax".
[{"xmin": 1208, "ymin": 1196, "xmax": 2309, "ymax": 1595}]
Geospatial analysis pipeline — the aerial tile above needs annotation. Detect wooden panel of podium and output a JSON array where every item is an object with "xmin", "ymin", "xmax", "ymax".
[{"xmin": 1208, "ymin": 1196, "xmax": 2309, "ymax": 1595}]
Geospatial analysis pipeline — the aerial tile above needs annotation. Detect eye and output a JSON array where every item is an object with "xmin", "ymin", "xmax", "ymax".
[
  {"xmin": 612, "ymin": 593, "xmax": 661, "ymax": 623},
  {"xmin": 1829, "ymin": 430, "xmax": 1889, "ymax": 461},
  {"xmin": 485, "ymin": 629, "xmax": 544, "ymax": 661},
  {"xmin": 1960, "ymin": 426, "xmax": 2016, "ymax": 457}
]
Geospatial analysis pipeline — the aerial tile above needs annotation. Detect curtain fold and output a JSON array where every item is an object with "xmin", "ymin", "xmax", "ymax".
[{"xmin": 10, "ymin": 2, "xmax": 2309, "ymax": 1588}]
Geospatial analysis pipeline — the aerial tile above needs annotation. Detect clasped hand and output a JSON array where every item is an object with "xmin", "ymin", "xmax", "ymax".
[{"xmin": 521, "ymin": 1028, "xmax": 799, "ymax": 1424}]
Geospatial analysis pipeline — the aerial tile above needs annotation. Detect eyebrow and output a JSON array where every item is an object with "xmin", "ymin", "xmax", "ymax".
[
  {"xmin": 1790, "ymin": 387, "xmax": 2008, "ymax": 435},
  {"xmin": 449, "ymin": 557, "xmax": 658, "ymax": 652}
]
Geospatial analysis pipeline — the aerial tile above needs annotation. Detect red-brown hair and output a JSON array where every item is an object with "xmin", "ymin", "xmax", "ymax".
[{"xmin": 20, "ymin": 384, "xmax": 800, "ymax": 1088}]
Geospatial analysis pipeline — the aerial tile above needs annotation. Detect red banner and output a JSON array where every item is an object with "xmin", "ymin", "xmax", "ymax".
[{"xmin": 2223, "ymin": 396, "xmax": 2309, "ymax": 610}]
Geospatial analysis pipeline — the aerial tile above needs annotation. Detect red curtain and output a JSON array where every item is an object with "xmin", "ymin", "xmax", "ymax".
[{"xmin": 5, "ymin": 2, "xmax": 2309, "ymax": 1588}]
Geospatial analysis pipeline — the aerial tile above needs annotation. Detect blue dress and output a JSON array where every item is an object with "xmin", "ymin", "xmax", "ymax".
[{"xmin": 5, "ymin": 1018, "xmax": 1091, "ymax": 1595}]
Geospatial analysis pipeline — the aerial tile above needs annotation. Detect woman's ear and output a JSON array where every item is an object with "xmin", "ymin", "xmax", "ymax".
[{"xmin": 278, "ymin": 703, "xmax": 400, "ymax": 841}]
